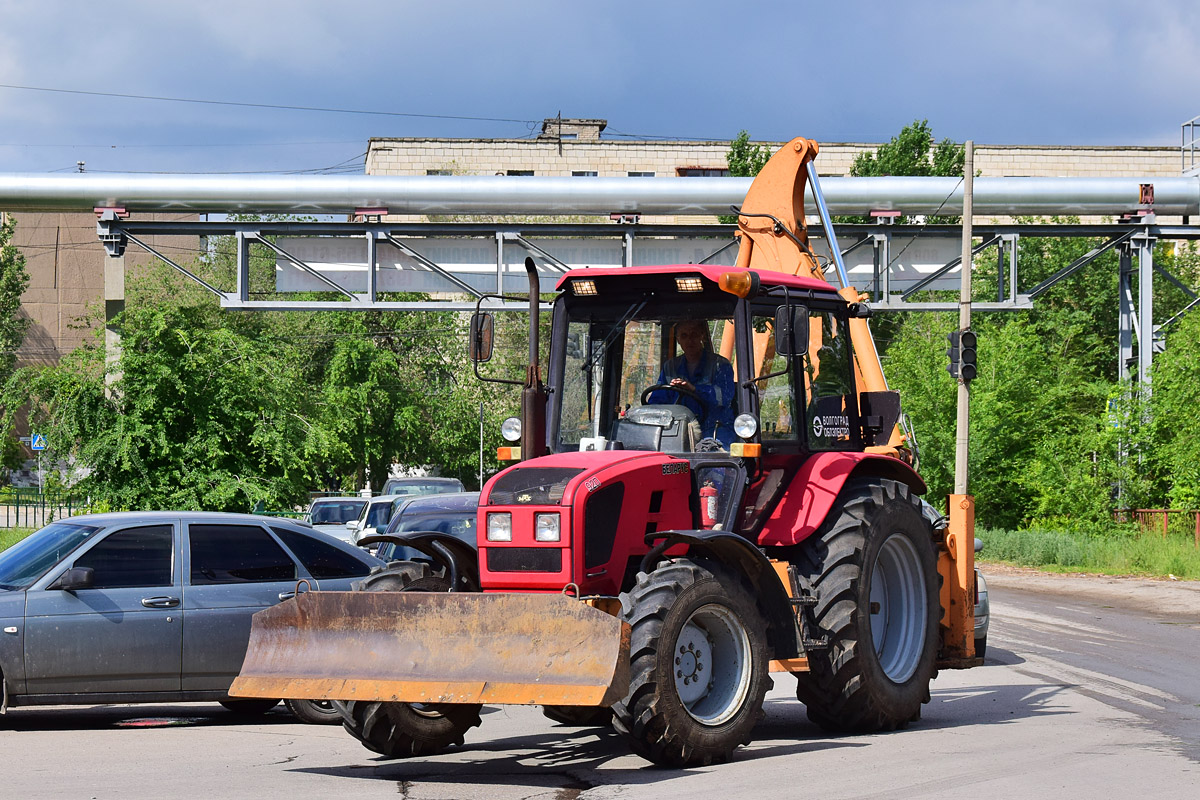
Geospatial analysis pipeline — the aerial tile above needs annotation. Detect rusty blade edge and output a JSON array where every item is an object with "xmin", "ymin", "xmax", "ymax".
[{"xmin": 229, "ymin": 676, "xmax": 622, "ymax": 707}]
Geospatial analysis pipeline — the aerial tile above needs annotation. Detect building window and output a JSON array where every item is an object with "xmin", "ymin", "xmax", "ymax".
[
  {"xmin": 572, "ymin": 170, "xmax": 598, "ymax": 177},
  {"xmin": 561, "ymin": 133, "xmax": 578, "ymax": 141},
  {"xmin": 677, "ymin": 167, "xmax": 730, "ymax": 177},
  {"xmin": 507, "ymin": 170, "xmax": 535, "ymax": 176},
  {"xmin": 426, "ymin": 169, "xmax": 452, "ymax": 176},
  {"xmin": 628, "ymin": 171, "xmax": 655, "ymax": 177}
]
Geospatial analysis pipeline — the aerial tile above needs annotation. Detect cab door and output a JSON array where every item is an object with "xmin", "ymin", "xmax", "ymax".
[{"xmin": 24, "ymin": 522, "xmax": 181, "ymax": 695}]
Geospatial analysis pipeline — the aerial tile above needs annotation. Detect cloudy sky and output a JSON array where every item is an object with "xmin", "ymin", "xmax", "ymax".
[{"xmin": 1, "ymin": 0, "xmax": 1197, "ymax": 175}]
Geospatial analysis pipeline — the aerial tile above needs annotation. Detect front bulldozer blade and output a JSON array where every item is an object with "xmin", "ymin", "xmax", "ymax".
[{"xmin": 230, "ymin": 591, "xmax": 631, "ymax": 707}]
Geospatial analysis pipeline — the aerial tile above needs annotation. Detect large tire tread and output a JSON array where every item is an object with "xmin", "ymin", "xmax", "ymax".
[
  {"xmin": 793, "ymin": 478, "xmax": 940, "ymax": 734},
  {"xmin": 611, "ymin": 559, "xmax": 771, "ymax": 767}
]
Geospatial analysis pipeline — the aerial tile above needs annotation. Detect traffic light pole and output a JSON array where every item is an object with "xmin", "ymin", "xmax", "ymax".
[{"xmin": 944, "ymin": 141, "xmax": 979, "ymax": 664}]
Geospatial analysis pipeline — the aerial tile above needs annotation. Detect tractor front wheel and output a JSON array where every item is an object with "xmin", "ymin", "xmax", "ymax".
[
  {"xmin": 793, "ymin": 478, "xmax": 940, "ymax": 733},
  {"xmin": 335, "ymin": 562, "xmax": 483, "ymax": 758},
  {"xmin": 612, "ymin": 559, "xmax": 770, "ymax": 767}
]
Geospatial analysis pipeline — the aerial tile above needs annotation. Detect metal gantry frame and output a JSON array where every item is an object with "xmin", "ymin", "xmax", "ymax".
[{"xmin": 96, "ymin": 214, "xmax": 1200, "ymax": 385}]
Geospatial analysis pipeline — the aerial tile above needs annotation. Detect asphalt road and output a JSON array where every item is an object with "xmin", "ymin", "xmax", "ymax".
[{"xmin": 1, "ymin": 571, "xmax": 1197, "ymax": 799}]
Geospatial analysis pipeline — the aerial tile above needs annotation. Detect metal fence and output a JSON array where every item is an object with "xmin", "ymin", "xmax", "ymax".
[
  {"xmin": 0, "ymin": 490, "xmax": 92, "ymax": 529},
  {"xmin": 1132, "ymin": 509, "xmax": 1200, "ymax": 548}
]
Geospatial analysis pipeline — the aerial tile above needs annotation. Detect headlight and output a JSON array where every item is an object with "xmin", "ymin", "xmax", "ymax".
[
  {"xmin": 535, "ymin": 513, "xmax": 561, "ymax": 542},
  {"xmin": 501, "ymin": 417, "xmax": 522, "ymax": 443},
  {"xmin": 734, "ymin": 413, "xmax": 759, "ymax": 439},
  {"xmin": 486, "ymin": 512, "xmax": 512, "ymax": 541}
]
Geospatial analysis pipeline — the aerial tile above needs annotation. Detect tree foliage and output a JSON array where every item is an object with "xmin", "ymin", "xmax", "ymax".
[
  {"xmin": 0, "ymin": 215, "xmax": 31, "ymax": 388},
  {"xmin": 720, "ymin": 131, "xmax": 773, "ymax": 224},
  {"xmin": 2, "ymin": 234, "xmax": 506, "ymax": 512}
]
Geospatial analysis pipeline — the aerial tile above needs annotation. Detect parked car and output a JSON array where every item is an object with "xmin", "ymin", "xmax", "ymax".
[
  {"xmin": 381, "ymin": 476, "xmax": 465, "ymax": 497},
  {"xmin": 307, "ymin": 496, "xmax": 368, "ymax": 544},
  {"xmin": 0, "ymin": 511, "xmax": 383, "ymax": 724},
  {"xmin": 373, "ymin": 492, "xmax": 479, "ymax": 563},
  {"xmin": 348, "ymin": 494, "xmax": 407, "ymax": 545},
  {"xmin": 975, "ymin": 568, "xmax": 990, "ymax": 658}
]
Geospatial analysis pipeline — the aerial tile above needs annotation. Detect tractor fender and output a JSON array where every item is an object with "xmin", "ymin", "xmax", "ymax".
[
  {"xmin": 642, "ymin": 529, "xmax": 801, "ymax": 660},
  {"xmin": 357, "ymin": 531, "xmax": 480, "ymax": 592},
  {"xmin": 757, "ymin": 451, "xmax": 926, "ymax": 548}
]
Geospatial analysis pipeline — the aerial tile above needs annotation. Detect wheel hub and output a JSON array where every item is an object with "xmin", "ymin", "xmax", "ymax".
[{"xmin": 671, "ymin": 604, "xmax": 752, "ymax": 726}]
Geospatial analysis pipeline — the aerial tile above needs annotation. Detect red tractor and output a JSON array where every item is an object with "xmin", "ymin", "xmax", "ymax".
[{"xmin": 233, "ymin": 137, "xmax": 979, "ymax": 767}]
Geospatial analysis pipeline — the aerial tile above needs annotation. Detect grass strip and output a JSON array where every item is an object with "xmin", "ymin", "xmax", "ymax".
[{"xmin": 979, "ymin": 526, "xmax": 1200, "ymax": 580}]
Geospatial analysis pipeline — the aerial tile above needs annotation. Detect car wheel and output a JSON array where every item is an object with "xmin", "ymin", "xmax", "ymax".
[
  {"xmin": 975, "ymin": 635, "xmax": 987, "ymax": 660},
  {"xmin": 286, "ymin": 698, "xmax": 344, "ymax": 725},
  {"xmin": 219, "ymin": 698, "xmax": 281, "ymax": 715}
]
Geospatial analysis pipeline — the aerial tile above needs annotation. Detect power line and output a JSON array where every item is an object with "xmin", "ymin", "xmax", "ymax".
[{"xmin": 0, "ymin": 82, "xmax": 540, "ymax": 125}]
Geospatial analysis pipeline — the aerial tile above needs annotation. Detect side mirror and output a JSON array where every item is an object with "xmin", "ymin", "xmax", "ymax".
[
  {"xmin": 52, "ymin": 566, "xmax": 94, "ymax": 592},
  {"xmin": 774, "ymin": 305, "xmax": 809, "ymax": 356},
  {"xmin": 469, "ymin": 312, "xmax": 495, "ymax": 363},
  {"xmin": 346, "ymin": 520, "xmax": 359, "ymax": 530}
]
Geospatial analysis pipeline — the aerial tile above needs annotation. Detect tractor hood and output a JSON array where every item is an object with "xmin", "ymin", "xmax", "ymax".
[{"xmin": 482, "ymin": 450, "xmax": 685, "ymax": 508}]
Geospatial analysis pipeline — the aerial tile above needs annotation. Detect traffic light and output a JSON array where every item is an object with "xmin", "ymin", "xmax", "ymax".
[{"xmin": 946, "ymin": 329, "xmax": 978, "ymax": 382}]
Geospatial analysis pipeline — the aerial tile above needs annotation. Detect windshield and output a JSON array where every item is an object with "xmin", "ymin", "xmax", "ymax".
[
  {"xmin": 558, "ymin": 302, "xmax": 737, "ymax": 453},
  {"xmin": 386, "ymin": 481, "xmax": 461, "ymax": 496},
  {"xmin": 0, "ymin": 521, "xmax": 103, "ymax": 590},
  {"xmin": 377, "ymin": 512, "xmax": 476, "ymax": 562},
  {"xmin": 364, "ymin": 502, "xmax": 395, "ymax": 529},
  {"xmin": 310, "ymin": 500, "xmax": 366, "ymax": 525}
]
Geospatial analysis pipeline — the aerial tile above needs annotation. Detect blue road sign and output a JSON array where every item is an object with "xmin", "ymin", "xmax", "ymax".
[{"xmin": 30, "ymin": 434, "xmax": 47, "ymax": 451}]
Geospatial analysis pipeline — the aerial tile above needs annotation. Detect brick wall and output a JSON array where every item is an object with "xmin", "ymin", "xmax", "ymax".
[{"xmin": 367, "ymin": 137, "xmax": 1182, "ymax": 179}]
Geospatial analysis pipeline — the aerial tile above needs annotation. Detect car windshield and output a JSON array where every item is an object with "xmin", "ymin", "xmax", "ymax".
[
  {"xmin": 387, "ymin": 481, "xmax": 459, "ymax": 496},
  {"xmin": 377, "ymin": 512, "xmax": 476, "ymax": 562},
  {"xmin": 363, "ymin": 502, "xmax": 394, "ymax": 529},
  {"xmin": 394, "ymin": 512, "xmax": 475, "ymax": 538},
  {"xmin": 310, "ymin": 500, "xmax": 366, "ymax": 525},
  {"xmin": 0, "ymin": 521, "xmax": 103, "ymax": 590}
]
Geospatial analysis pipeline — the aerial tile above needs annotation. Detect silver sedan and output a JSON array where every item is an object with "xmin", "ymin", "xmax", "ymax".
[{"xmin": 0, "ymin": 511, "xmax": 382, "ymax": 723}]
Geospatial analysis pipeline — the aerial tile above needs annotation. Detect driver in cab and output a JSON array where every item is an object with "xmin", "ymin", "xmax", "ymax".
[{"xmin": 647, "ymin": 319, "xmax": 736, "ymax": 446}]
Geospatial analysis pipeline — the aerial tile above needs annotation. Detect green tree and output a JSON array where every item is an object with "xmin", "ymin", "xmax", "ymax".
[
  {"xmin": 0, "ymin": 215, "xmax": 31, "ymax": 386},
  {"xmin": 719, "ymin": 131, "xmax": 773, "ymax": 224}
]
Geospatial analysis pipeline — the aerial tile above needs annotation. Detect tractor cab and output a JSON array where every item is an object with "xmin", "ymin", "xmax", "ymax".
[{"xmin": 546, "ymin": 264, "xmax": 870, "ymax": 461}]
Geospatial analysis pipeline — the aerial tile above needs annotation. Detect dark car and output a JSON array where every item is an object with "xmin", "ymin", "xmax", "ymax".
[
  {"xmin": 374, "ymin": 492, "xmax": 479, "ymax": 563},
  {"xmin": 0, "ymin": 511, "xmax": 383, "ymax": 723},
  {"xmin": 380, "ymin": 476, "xmax": 465, "ymax": 497}
]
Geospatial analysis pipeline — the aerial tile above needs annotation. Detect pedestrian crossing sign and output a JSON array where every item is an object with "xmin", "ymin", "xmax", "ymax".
[{"xmin": 30, "ymin": 434, "xmax": 47, "ymax": 451}]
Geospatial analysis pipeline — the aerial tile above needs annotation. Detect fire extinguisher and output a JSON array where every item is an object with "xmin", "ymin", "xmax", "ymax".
[{"xmin": 699, "ymin": 482, "xmax": 718, "ymax": 528}]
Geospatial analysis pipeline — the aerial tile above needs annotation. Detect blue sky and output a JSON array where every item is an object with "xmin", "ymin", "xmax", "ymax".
[{"xmin": 1, "ymin": 0, "xmax": 1197, "ymax": 175}]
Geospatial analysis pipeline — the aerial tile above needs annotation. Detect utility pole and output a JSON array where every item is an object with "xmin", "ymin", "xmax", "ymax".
[
  {"xmin": 955, "ymin": 142, "xmax": 973, "ymax": 493},
  {"xmin": 945, "ymin": 140, "xmax": 978, "ymax": 664}
]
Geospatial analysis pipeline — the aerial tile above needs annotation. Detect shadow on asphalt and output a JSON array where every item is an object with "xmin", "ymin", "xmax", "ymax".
[
  {"xmin": 291, "ymin": 700, "xmax": 867, "ymax": 793},
  {"xmin": 0, "ymin": 703, "xmax": 298, "ymax": 731}
]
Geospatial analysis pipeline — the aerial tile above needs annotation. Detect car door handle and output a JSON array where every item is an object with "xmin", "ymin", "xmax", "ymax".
[
  {"xmin": 141, "ymin": 596, "xmax": 180, "ymax": 609},
  {"xmin": 278, "ymin": 591, "xmax": 297, "ymax": 601}
]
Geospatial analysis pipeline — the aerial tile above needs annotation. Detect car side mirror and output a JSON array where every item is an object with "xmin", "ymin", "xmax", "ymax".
[
  {"xmin": 346, "ymin": 520, "xmax": 359, "ymax": 530},
  {"xmin": 469, "ymin": 312, "xmax": 495, "ymax": 363},
  {"xmin": 774, "ymin": 305, "xmax": 809, "ymax": 356},
  {"xmin": 51, "ymin": 566, "xmax": 94, "ymax": 592}
]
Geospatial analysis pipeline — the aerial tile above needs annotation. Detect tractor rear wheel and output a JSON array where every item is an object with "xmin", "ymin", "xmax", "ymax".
[
  {"xmin": 793, "ymin": 478, "xmax": 940, "ymax": 733},
  {"xmin": 336, "ymin": 562, "xmax": 483, "ymax": 758},
  {"xmin": 612, "ymin": 559, "xmax": 770, "ymax": 767}
]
